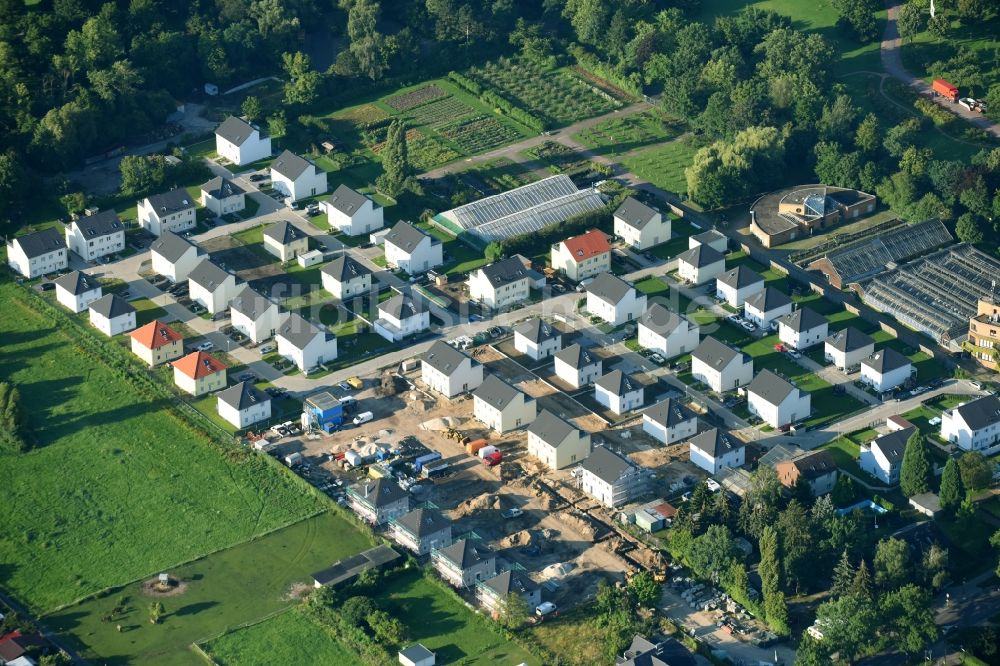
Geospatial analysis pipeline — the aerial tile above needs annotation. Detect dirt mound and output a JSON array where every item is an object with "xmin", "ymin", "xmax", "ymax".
[
  {"xmin": 420, "ymin": 416, "xmax": 465, "ymax": 430},
  {"xmin": 453, "ymin": 492, "xmax": 501, "ymax": 517},
  {"xmin": 501, "ymin": 529, "xmax": 533, "ymax": 548},
  {"xmin": 555, "ymin": 512, "xmax": 597, "ymax": 541},
  {"xmin": 140, "ymin": 577, "xmax": 189, "ymax": 598}
]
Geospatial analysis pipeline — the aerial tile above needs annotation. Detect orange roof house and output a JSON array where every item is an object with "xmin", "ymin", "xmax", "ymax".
[
  {"xmin": 172, "ymin": 350, "xmax": 228, "ymax": 396},
  {"xmin": 129, "ymin": 319, "xmax": 184, "ymax": 366},
  {"xmin": 562, "ymin": 228, "xmax": 611, "ymax": 261}
]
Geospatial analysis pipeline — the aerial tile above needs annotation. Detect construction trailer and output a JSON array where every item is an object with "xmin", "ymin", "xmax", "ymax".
[{"xmin": 932, "ymin": 79, "xmax": 959, "ymax": 101}]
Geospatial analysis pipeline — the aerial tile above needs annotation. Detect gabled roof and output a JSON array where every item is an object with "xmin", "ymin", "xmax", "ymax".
[
  {"xmin": 784, "ymin": 450, "xmax": 837, "ymax": 479},
  {"xmin": 587, "ymin": 272, "xmax": 634, "ymax": 305},
  {"xmin": 825, "ymin": 326, "xmax": 874, "ymax": 353},
  {"xmin": 776, "ymin": 307, "xmax": 827, "ymax": 333},
  {"xmin": 481, "ymin": 569, "xmax": 538, "ymax": 597},
  {"xmin": 325, "ymin": 184, "xmax": 374, "ymax": 215},
  {"xmin": 614, "ymin": 197, "xmax": 659, "ymax": 230},
  {"xmin": 745, "ymin": 286, "xmax": 791, "ymax": 312},
  {"xmin": 322, "ymin": 254, "xmax": 373, "ymax": 283},
  {"xmin": 555, "ymin": 343, "xmax": 601, "ymax": 370},
  {"xmin": 230, "ymin": 286, "xmax": 281, "ymax": 319},
  {"xmin": 215, "ymin": 116, "xmax": 258, "ymax": 146},
  {"xmin": 217, "ymin": 381, "xmax": 271, "ymax": 411},
  {"xmin": 201, "ymin": 176, "xmax": 245, "ymax": 199},
  {"xmin": 478, "ymin": 256, "xmax": 537, "ymax": 288},
  {"xmin": 677, "ymin": 243, "xmax": 724, "ymax": 269},
  {"xmin": 691, "ymin": 229, "xmax": 727, "ymax": 247},
  {"xmin": 145, "ymin": 187, "xmax": 195, "ymax": 216},
  {"xmin": 688, "ymin": 428, "xmax": 746, "ymax": 458},
  {"xmin": 560, "ymin": 228, "xmax": 610, "ymax": 262},
  {"xmin": 643, "ymin": 399, "xmax": 697, "ymax": 428},
  {"xmin": 747, "ymin": 369, "xmax": 799, "ymax": 405},
  {"xmin": 71, "ymin": 210, "xmax": 123, "ymax": 238},
  {"xmin": 270, "ymin": 149, "xmax": 314, "ymax": 180},
  {"xmin": 54, "ymin": 270, "xmax": 100, "ymax": 295},
  {"xmin": 129, "ymin": 320, "xmax": 182, "ymax": 349},
  {"xmin": 950, "ymin": 394, "xmax": 1000, "ymax": 431},
  {"xmin": 868, "ymin": 427, "xmax": 915, "ymax": 466},
  {"xmin": 277, "ymin": 313, "xmax": 333, "ymax": 350},
  {"xmin": 399, "ymin": 645, "xmax": 435, "ymax": 663},
  {"xmin": 188, "ymin": 259, "xmax": 233, "ymax": 291},
  {"xmin": 596, "ymin": 369, "xmax": 641, "ymax": 397},
  {"xmin": 385, "ymin": 221, "xmax": 434, "ymax": 253},
  {"xmin": 393, "ymin": 507, "xmax": 450, "ymax": 538},
  {"xmin": 349, "ymin": 478, "xmax": 407, "ymax": 508},
  {"xmin": 514, "ymin": 318, "xmax": 561, "ymax": 344},
  {"xmin": 263, "ymin": 220, "xmax": 306, "ymax": 245},
  {"xmin": 89, "ymin": 293, "xmax": 135, "ymax": 319},
  {"xmin": 580, "ymin": 445, "xmax": 636, "ymax": 485},
  {"xmin": 639, "ymin": 304, "xmax": 691, "ymax": 337},
  {"xmin": 862, "ymin": 348, "xmax": 911, "ymax": 374},
  {"xmin": 12, "ymin": 228, "xmax": 65, "ymax": 258},
  {"xmin": 172, "ymin": 351, "xmax": 226, "ymax": 379},
  {"xmin": 379, "ymin": 293, "xmax": 427, "ymax": 320},
  {"xmin": 528, "ymin": 409, "xmax": 580, "ymax": 447},
  {"xmin": 716, "ymin": 265, "xmax": 763, "ymax": 290},
  {"xmin": 692, "ymin": 336, "xmax": 748, "ymax": 369},
  {"xmin": 423, "ymin": 340, "xmax": 476, "ymax": 375},
  {"xmin": 473, "ymin": 374, "xmax": 522, "ymax": 410},
  {"xmin": 150, "ymin": 231, "xmax": 200, "ymax": 263},
  {"xmin": 437, "ymin": 538, "xmax": 493, "ymax": 569}
]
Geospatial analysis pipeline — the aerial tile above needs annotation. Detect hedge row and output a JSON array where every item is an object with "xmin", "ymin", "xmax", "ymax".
[
  {"xmin": 569, "ymin": 45, "xmax": 644, "ymax": 99},
  {"xmin": 448, "ymin": 70, "xmax": 546, "ymax": 132}
]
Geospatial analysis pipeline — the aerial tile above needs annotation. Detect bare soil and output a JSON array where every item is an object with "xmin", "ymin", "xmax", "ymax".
[{"xmin": 140, "ymin": 577, "xmax": 189, "ymax": 598}]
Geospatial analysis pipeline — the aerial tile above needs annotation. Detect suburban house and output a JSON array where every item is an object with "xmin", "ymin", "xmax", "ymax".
[
  {"xmin": 137, "ymin": 188, "xmax": 196, "ymax": 237},
  {"xmin": 431, "ymin": 539, "xmax": 496, "ymax": 589},
  {"xmin": 384, "ymin": 221, "xmax": 443, "ymax": 274},
  {"xmin": 691, "ymin": 336, "xmax": 754, "ymax": 393},
  {"xmin": 375, "ymin": 293, "xmax": 430, "ymax": 342},
  {"xmin": 743, "ymin": 287, "xmax": 793, "ymax": 330},
  {"xmin": 824, "ymin": 327, "xmax": 875, "ymax": 371},
  {"xmin": 715, "ymin": 266, "xmax": 765, "ymax": 308},
  {"xmin": 513, "ymin": 318, "xmax": 563, "ymax": 361},
  {"xmin": 746, "ymin": 369, "xmax": 812, "ymax": 429},
  {"xmin": 617, "ymin": 635, "xmax": 696, "ymax": 666},
  {"xmin": 550, "ymin": 228, "xmax": 611, "ymax": 282},
  {"xmin": 263, "ymin": 220, "xmax": 309, "ymax": 262},
  {"xmin": 859, "ymin": 426, "xmax": 914, "ymax": 484},
  {"xmin": 860, "ymin": 348, "xmax": 913, "ymax": 393},
  {"xmin": 642, "ymin": 399, "xmax": 698, "ymax": 445},
  {"xmin": 676, "ymin": 244, "xmax": 726, "ymax": 285},
  {"xmin": 637, "ymin": 304, "xmax": 699, "ymax": 359},
  {"xmin": 578, "ymin": 445, "xmax": 650, "ymax": 508},
  {"xmin": 777, "ymin": 307, "xmax": 829, "ymax": 350},
  {"xmin": 216, "ymin": 381, "xmax": 272, "ymax": 429},
  {"xmin": 614, "ymin": 196, "xmax": 670, "ymax": 250},
  {"xmin": 214, "ymin": 115, "xmax": 271, "ymax": 165},
  {"xmin": 467, "ymin": 255, "xmax": 542, "ymax": 310},
  {"xmin": 302, "ymin": 391, "xmax": 345, "ymax": 434},
  {"xmin": 200, "ymin": 176, "xmax": 246, "ymax": 216},
  {"xmin": 389, "ymin": 507, "xmax": 452, "ymax": 556},
  {"xmin": 688, "ymin": 428, "xmax": 747, "ymax": 475},
  {"xmin": 230, "ymin": 286, "xmax": 288, "ymax": 343},
  {"xmin": 54, "ymin": 270, "xmax": 102, "ymax": 313},
  {"xmin": 472, "ymin": 374, "xmax": 537, "ymax": 433},
  {"xmin": 6, "ymin": 228, "xmax": 67, "ymax": 278},
  {"xmin": 150, "ymin": 231, "xmax": 204, "ymax": 282},
  {"xmin": 128, "ymin": 319, "xmax": 184, "ymax": 367},
  {"xmin": 321, "ymin": 184, "xmax": 383, "ymax": 236},
  {"xmin": 346, "ymin": 478, "xmax": 410, "ymax": 525},
  {"xmin": 88, "ymin": 294, "xmax": 136, "ymax": 336},
  {"xmin": 65, "ymin": 210, "xmax": 124, "ymax": 261},
  {"xmin": 594, "ymin": 370, "xmax": 645, "ymax": 415},
  {"xmin": 775, "ymin": 450, "xmax": 838, "ymax": 496},
  {"xmin": 554, "ymin": 343, "xmax": 602, "ymax": 389},
  {"xmin": 527, "ymin": 409, "xmax": 591, "ymax": 470},
  {"xmin": 321, "ymin": 254, "xmax": 373, "ymax": 300},
  {"xmin": 270, "ymin": 150, "xmax": 327, "ymax": 202},
  {"xmin": 940, "ymin": 394, "xmax": 1000, "ymax": 452},
  {"xmin": 586, "ymin": 272, "xmax": 646, "ymax": 326},
  {"xmin": 172, "ymin": 351, "xmax": 227, "ymax": 396},
  {"xmin": 276, "ymin": 313, "xmax": 338, "ymax": 372},
  {"xmin": 398, "ymin": 644, "xmax": 436, "ymax": 666},
  {"xmin": 477, "ymin": 570, "xmax": 541, "ymax": 619},
  {"xmin": 421, "ymin": 340, "xmax": 484, "ymax": 397},
  {"xmin": 689, "ymin": 229, "xmax": 728, "ymax": 253},
  {"xmin": 188, "ymin": 259, "xmax": 239, "ymax": 314}
]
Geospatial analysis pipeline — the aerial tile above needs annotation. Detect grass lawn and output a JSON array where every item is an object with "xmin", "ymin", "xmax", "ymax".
[
  {"xmin": 820, "ymin": 437, "xmax": 881, "ymax": 483},
  {"xmin": 571, "ymin": 109, "xmax": 687, "ymax": 157},
  {"xmin": 130, "ymin": 297, "xmax": 170, "ymax": 326},
  {"xmin": 183, "ymin": 138, "xmax": 218, "ymax": 160},
  {"xmin": 48, "ymin": 511, "xmax": 372, "ymax": 666},
  {"xmin": 0, "ymin": 283, "xmax": 323, "ymax": 613},
  {"xmin": 620, "ymin": 140, "xmax": 699, "ymax": 197},
  {"xmin": 635, "ymin": 276, "xmax": 669, "ymax": 296},
  {"xmin": 203, "ymin": 607, "xmax": 358, "ymax": 665},
  {"xmin": 528, "ymin": 606, "xmax": 611, "ymax": 666},
  {"xmin": 872, "ymin": 332, "xmax": 951, "ymax": 382},
  {"xmin": 647, "ymin": 216, "xmax": 697, "ymax": 260}
]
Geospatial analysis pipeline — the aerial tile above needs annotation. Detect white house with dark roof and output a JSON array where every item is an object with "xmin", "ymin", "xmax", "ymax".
[
  {"xmin": 743, "ymin": 286, "xmax": 793, "ymax": 331},
  {"xmin": 214, "ymin": 116, "xmax": 271, "ymax": 166},
  {"xmin": 747, "ymin": 369, "xmax": 811, "ymax": 428},
  {"xmin": 554, "ymin": 343, "xmax": 602, "ymax": 389},
  {"xmin": 150, "ymin": 231, "xmax": 204, "ymax": 282},
  {"xmin": 384, "ymin": 221, "xmax": 443, "ymax": 274},
  {"xmin": 777, "ymin": 307, "xmax": 829, "ymax": 350},
  {"xmin": 276, "ymin": 313, "xmax": 337, "ymax": 372},
  {"xmin": 824, "ymin": 327, "xmax": 875, "ymax": 371},
  {"xmin": 677, "ymin": 244, "xmax": 725, "ymax": 285},
  {"xmin": 473, "ymin": 374, "xmax": 536, "ymax": 433},
  {"xmin": 54, "ymin": 270, "xmax": 102, "ymax": 312},
  {"xmin": 614, "ymin": 196, "xmax": 670, "ymax": 250},
  {"xmin": 432, "ymin": 539, "xmax": 496, "ymax": 589},
  {"xmin": 200, "ymin": 176, "xmax": 246, "ymax": 216},
  {"xmin": 527, "ymin": 409, "xmax": 591, "ymax": 469},
  {"xmin": 551, "ymin": 228, "xmax": 611, "ymax": 282},
  {"xmin": 137, "ymin": 188, "xmax": 196, "ymax": 237},
  {"xmin": 346, "ymin": 478, "xmax": 410, "ymax": 525},
  {"xmin": 637, "ymin": 304, "xmax": 699, "ymax": 359},
  {"xmin": 375, "ymin": 293, "xmax": 430, "ymax": 342},
  {"xmin": 321, "ymin": 254, "xmax": 373, "ymax": 300},
  {"xmin": 715, "ymin": 266, "xmax": 764, "ymax": 308},
  {"xmin": 188, "ymin": 259, "xmax": 239, "ymax": 314},
  {"xmin": 389, "ymin": 508, "xmax": 452, "ymax": 555},
  {"xmin": 688, "ymin": 428, "xmax": 746, "ymax": 475},
  {"xmin": 88, "ymin": 294, "xmax": 136, "ymax": 336},
  {"xmin": 270, "ymin": 150, "xmax": 327, "ymax": 202},
  {"xmin": 321, "ymin": 184, "xmax": 383, "ymax": 236},
  {"xmin": 586, "ymin": 272, "xmax": 646, "ymax": 326},
  {"xmin": 689, "ymin": 229, "xmax": 728, "ymax": 253},
  {"xmin": 860, "ymin": 426, "xmax": 914, "ymax": 484},
  {"xmin": 691, "ymin": 336, "xmax": 753, "ymax": 393},
  {"xmin": 595, "ymin": 370, "xmax": 644, "ymax": 415},
  {"xmin": 467, "ymin": 255, "xmax": 542, "ymax": 310},
  {"xmin": 6, "ymin": 228, "xmax": 67, "ymax": 278},
  {"xmin": 578, "ymin": 446, "xmax": 650, "ymax": 508},
  {"xmin": 513, "ymin": 318, "xmax": 562, "ymax": 360},
  {"xmin": 642, "ymin": 399, "xmax": 698, "ymax": 445},
  {"xmin": 230, "ymin": 286, "xmax": 288, "ymax": 343},
  {"xmin": 421, "ymin": 340, "xmax": 483, "ymax": 397},
  {"xmin": 941, "ymin": 394, "xmax": 1000, "ymax": 452},
  {"xmin": 477, "ymin": 570, "xmax": 541, "ymax": 618},
  {"xmin": 263, "ymin": 220, "xmax": 309, "ymax": 262},
  {"xmin": 65, "ymin": 210, "xmax": 124, "ymax": 261},
  {"xmin": 860, "ymin": 348, "xmax": 912, "ymax": 393},
  {"xmin": 216, "ymin": 381, "xmax": 272, "ymax": 428}
]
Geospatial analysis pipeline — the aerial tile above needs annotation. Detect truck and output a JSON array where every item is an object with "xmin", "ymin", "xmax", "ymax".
[
  {"xmin": 477, "ymin": 445, "xmax": 498, "ymax": 459},
  {"xmin": 483, "ymin": 451, "xmax": 503, "ymax": 467},
  {"xmin": 466, "ymin": 439, "xmax": 489, "ymax": 456},
  {"xmin": 422, "ymin": 460, "xmax": 451, "ymax": 479},
  {"xmin": 932, "ymin": 78, "xmax": 959, "ymax": 102},
  {"xmin": 413, "ymin": 451, "xmax": 442, "ymax": 473},
  {"xmin": 284, "ymin": 452, "xmax": 304, "ymax": 467}
]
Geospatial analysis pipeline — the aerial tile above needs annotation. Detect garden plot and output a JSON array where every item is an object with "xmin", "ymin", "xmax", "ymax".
[
  {"xmin": 385, "ymin": 84, "xmax": 448, "ymax": 111},
  {"xmin": 620, "ymin": 139, "xmax": 700, "ymax": 197},
  {"xmin": 405, "ymin": 96, "xmax": 475, "ymax": 127},
  {"xmin": 437, "ymin": 115, "xmax": 522, "ymax": 154},
  {"xmin": 370, "ymin": 127, "xmax": 460, "ymax": 171}
]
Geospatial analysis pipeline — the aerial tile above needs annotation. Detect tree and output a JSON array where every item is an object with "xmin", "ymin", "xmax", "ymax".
[
  {"xmin": 688, "ymin": 524, "xmax": 737, "ymax": 579},
  {"xmin": 348, "ymin": 0, "xmax": 392, "ymax": 81},
  {"xmin": 900, "ymin": 430, "xmax": 932, "ymax": 498},
  {"xmin": 148, "ymin": 601, "xmax": 163, "ymax": 624},
  {"xmin": 686, "ymin": 126, "xmax": 787, "ymax": 209},
  {"xmin": 0, "ymin": 383, "xmax": 30, "ymax": 453},
  {"xmin": 830, "ymin": 472, "xmax": 857, "ymax": 507},
  {"xmin": 834, "ymin": 0, "xmax": 879, "ymax": 41},
  {"xmin": 376, "ymin": 119, "xmax": 411, "ymax": 197},
  {"xmin": 897, "ymin": 2, "xmax": 925, "ymax": 42},
  {"xmin": 874, "ymin": 537, "xmax": 911, "ymax": 590},
  {"xmin": 958, "ymin": 452, "xmax": 993, "ymax": 491},
  {"xmin": 777, "ymin": 500, "xmax": 814, "ymax": 593},
  {"xmin": 854, "ymin": 112, "xmax": 879, "ymax": 153},
  {"xmin": 831, "ymin": 550, "xmax": 856, "ymax": 598},
  {"xmin": 960, "ymin": 176, "xmax": 992, "ymax": 218},
  {"xmin": 281, "ymin": 51, "xmax": 320, "ymax": 105},
  {"xmin": 565, "ymin": 0, "xmax": 609, "ymax": 46},
  {"xmin": 851, "ymin": 559, "xmax": 873, "ymax": 601},
  {"xmin": 922, "ymin": 543, "xmax": 949, "ymax": 590},
  {"xmin": 267, "ymin": 110, "xmax": 287, "ymax": 139},
  {"xmin": 881, "ymin": 584, "xmax": 938, "ymax": 654},
  {"xmin": 939, "ymin": 458, "xmax": 963, "ymax": 512},
  {"xmin": 627, "ymin": 571, "xmax": 661, "ymax": 608},
  {"xmin": 927, "ymin": 13, "xmax": 950, "ymax": 38},
  {"xmin": 498, "ymin": 591, "xmax": 530, "ymax": 629},
  {"xmin": 814, "ymin": 594, "xmax": 877, "ymax": 660},
  {"xmin": 241, "ymin": 95, "xmax": 263, "ymax": 122},
  {"xmin": 366, "ymin": 609, "xmax": 406, "ymax": 645},
  {"xmin": 60, "ymin": 191, "xmax": 87, "ymax": 218},
  {"xmin": 739, "ymin": 465, "xmax": 784, "ymax": 540},
  {"xmin": 759, "ymin": 526, "xmax": 789, "ymax": 634}
]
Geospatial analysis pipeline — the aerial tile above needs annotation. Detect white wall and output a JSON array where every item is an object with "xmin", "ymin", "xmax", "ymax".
[
  {"xmin": 203, "ymin": 192, "xmax": 245, "ymax": 217},
  {"xmin": 550, "ymin": 244, "xmax": 609, "ymax": 282},
  {"xmin": 66, "ymin": 225, "xmax": 125, "ymax": 261},
  {"xmin": 679, "ymin": 258, "xmax": 725, "ymax": 285},
  {"xmin": 744, "ymin": 302, "xmax": 794, "ymax": 330},
  {"xmin": 57, "ymin": 285, "xmax": 102, "ymax": 313},
  {"xmin": 642, "ymin": 415, "xmax": 697, "ymax": 445},
  {"xmin": 137, "ymin": 200, "xmax": 195, "ymax": 237},
  {"xmin": 514, "ymin": 333, "xmax": 562, "ymax": 361},
  {"xmin": 324, "ymin": 200, "xmax": 383, "ymax": 236},
  {"xmin": 218, "ymin": 398, "xmax": 272, "ymax": 428},
  {"xmin": 474, "ymin": 395, "xmax": 536, "ymax": 433},
  {"xmin": 7, "ymin": 244, "xmax": 67, "ymax": 279},
  {"xmin": 91, "ymin": 311, "xmax": 136, "ymax": 337},
  {"xmin": 272, "ymin": 167, "xmax": 328, "ymax": 202},
  {"xmin": 152, "ymin": 246, "xmax": 201, "ymax": 283},
  {"xmin": 942, "ymin": 408, "xmax": 1000, "ymax": 452},
  {"xmin": 216, "ymin": 131, "xmax": 271, "ymax": 166},
  {"xmin": 385, "ymin": 237, "xmax": 443, "ymax": 274},
  {"xmin": 421, "ymin": 360, "xmax": 484, "ymax": 397},
  {"xmin": 779, "ymin": 323, "xmax": 829, "ymax": 350},
  {"xmin": 637, "ymin": 321, "xmax": 699, "ymax": 359},
  {"xmin": 861, "ymin": 363, "xmax": 911, "ymax": 393},
  {"xmin": 691, "ymin": 357, "xmax": 753, "ymax": 393},
  {"xmin": 189, "ymin": 276, "xmax": 238, "ymax": 314},
  {"xmin": 595, "ymin": 385, "xmax": 644, "ymax": 415},
  {"xmin": 748, "ymin": 390, "xmax": 811, "ymax": 428},
  {"xmin": 716, "ymin": 281, "xmax": 764, "ymax": 308},
  {"xmin": 690, "ymin": 445, "xmax": 745, "ymax": 475}
]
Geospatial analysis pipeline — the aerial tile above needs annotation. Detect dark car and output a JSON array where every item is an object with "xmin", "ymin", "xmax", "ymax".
[
  {"xmin": 249, "ymin": 174, "xmax": 267, "ymax": 182},
  {"xmin": 40, "ymin": 282, "xmax": 56, "ymax": 291},
  {"xmin": 238, "ymin": 372, "xmax": 256, "ymax": 382}
]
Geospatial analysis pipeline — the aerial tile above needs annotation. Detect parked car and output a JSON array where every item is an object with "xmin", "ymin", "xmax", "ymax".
[
  {"xmin": 238, "ymin": 372, "xmax": 256, "ymax": 382},
  {"xmin": 535, "ymin": 602, "xmax": 558, "ymax": 617},
  {"xmin": 352, "ymin": 411, "xmax": 374, "ymax": 426},
  {"xmin": 259, "ymin": 343, "xmax": 276, "ymax": 354},
  {"xmin": 787, "ymin": 350, "xmax": 802, "ymax": 359},
  {"xmin": 346, "ymin": 376, "xmax": 364, "ymax": 390},
  {"xmin": 249, "ymin": 174, "xmax": 267, "ymax": 182},
  {"xmin": 195, "ymin": 341, "xmax": 214, "ymax": 352},
  {"xmin": 501, "ymin": 507, "xmax": 523, "ymax": 519},
  {"xmin": 40, "ymin": 282, "xmax": 56, "ymax": 291}
]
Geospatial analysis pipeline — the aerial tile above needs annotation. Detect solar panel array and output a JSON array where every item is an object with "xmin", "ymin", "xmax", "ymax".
[{"xmin": 824, "ymin": 219, "xmax": 951, "ymax": 284}]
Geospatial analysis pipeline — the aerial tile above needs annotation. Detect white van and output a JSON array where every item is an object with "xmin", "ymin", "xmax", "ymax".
[{"xmin": 352, "ymin": 411, "xmax": 374, "ymax": 426}]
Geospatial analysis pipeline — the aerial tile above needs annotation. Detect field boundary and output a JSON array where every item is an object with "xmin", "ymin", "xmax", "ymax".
[{"xmin": 193, "ymin": 604, "xmax": 298, "ymax": 657}]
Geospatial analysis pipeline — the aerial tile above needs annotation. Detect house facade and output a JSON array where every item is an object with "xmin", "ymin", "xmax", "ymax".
[
  {"xmin": 172, "ymin": 351, "xmax": 227, "ymax": 396},
  {"xmin": 321, "ymin": 255, "xmax": 373, "ymax": 300},
  {"xmin": 550, "ymin": 228, "xmax": 611, "ymax": 282},
  {"xmin": 384, "ymin": 221, "xmax": 443, "ymax": 274},
  {"xmin": 553, "ymin": 344, "xmax": 602, "ymax": 389},
  {"xmin": 214, "ymin": 116, "xmax": 271, "ymax": 166},
  {"xmin": 473, "ymin": 374, "xmax": 536, "ymax": 433},
  {"xmin": 746, "ymin": 369, "xmax": 812, "ymax": 429},
  {"xmin": 642, "ymin": 399, "xmax": 698, "ymax": 445},
  {"xmin": 689, "ymin": 229, "xmax": 728, "ymax": 253},
  {"xmin": 217, "ymin": 381, "xmax": 272, "ymax": 428},
  {"xmin": 940, "ymin": 394, "xmax": 1000, "ymax": 452},
  {"xmin": 614, "ymin": 197, "xmax": 670, "ymax": 250},
  {"xmin": 200, "ymin": 176, "xmax": 246, "ymax": 216},
  {"xmin": 691, "ymin": 336, "xmax": 754, "ymax": 393},
  {"xmin": 276, "ymin": 313, "xmax": 338, "ymax": 372},
  {"xmin": 346, "ymin": 478, "xmax": 410, "ymax": 525},
  {"xmin": 65, "ymin": 210, "xmax": 125, "ymax": 261},
  {"xmin": 594, "ymin": 370, "xmax": 644, "ymax": 415},
  {"xmin": 263, "ymin": 220, "xmax": 309, "ymax": 262},
  {"xmin": 270, "ymin": 150, "xmax": 327, "ymax": 202},
  {"xmin": 150, "ymin": 231, "xmax": 204, "ymax": 282},
  {"xmin": 477, "ymin": 571, "xmax": 541, "ymax": 618},
  {"xmin": 859, "ymin": 427, "xmax": 913, "ymax": 484},
  {"xmin": 431, "ymin": 539, "xmax": 496, "ymax": 589},
  {"xmin": 89, "ymin": 294, "xmax": 136, "ymax": 336},
  {"xmin": 578, "ymin": 446, "xmax": 649, "ymax": 508},
  {"xmin": 375, "ymin": 293, "xmax": 430, "ymax": 342},
  {"xmin": 389, "ymin": 508, "xmax": 452, "ymax": 556},
  {"xmin": 513, "ymin": 318, "xmax": 562, "ymax": 361},
  {"xmin": 677, "ymin": 244, "xmax": 726, "ymax": 285},
  {"xmin": 467, "ymin": 255, "xmax": 539, "ymax": 310},
  {"xmin": 860, "ymin": 349, "xmax": 913, "ymax": 393},
  {"xmin": 137, "ymin": 188, "xmax": 196, "ymax": 237},
  {"xmin": 715, "ymin": 266, "xmax": 765, "ymax": 308},
  {"xmin": 586, "ymin": 272, "xmax": 646, "ymax": 326},
  {"xmin": 688, "ymin": 428, "xmax": 746, "ymax": 475},
  {"xmin": 776, "ymin": 307, "xmax": 829, "ymax": 350},
  {"xmin": 743, "ymin": 287, "xmax": 793, "ymax": 331},
  {"xmin": 230, "ymin": 286, "xmax": 288, "ymax": 343},
  {"xmin": 54, "ymin": 270, "xmax": 102, "ymax": 313},
  {"xmin": 322, "ymin": 184, "xmax": 384, "ymax": 236},
  {"xmin": 421, "ymin": 340, "xmax": 484, "ymax": 397},
  {"xmin": 188, "ymin": 260, "xmax": 239, "ymax": 314},
  {"xmin": 637, "ymin": 304, "xmax": 699, "ymax": 359},
  {"xmin": 128, "ymin": 320, "xmax": 184, "ymax": 367},
  {"xmin": 527, "ymin": 409, "xmax": 591, "ymax": 470},
  {"xmin": 824, "ymin": 327, "xmax": 875, "ymax": 371},
  {"xmin": 6, "ymin": 228, "xmax": 67, "ymax": 278},
  {"xmin": 775, "ymin": 450, "xmax": 838, "ymax": 496}
]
